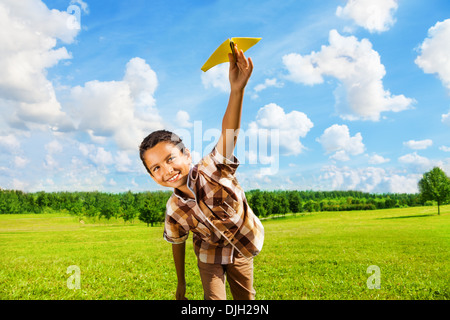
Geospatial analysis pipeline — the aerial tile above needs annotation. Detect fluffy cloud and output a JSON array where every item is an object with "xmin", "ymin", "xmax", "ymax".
[
  {"xmin": 252, "ymin": 78, "xmax": 283, "ymax": 99},
  {"xmin": 247, "ymin": 103, "xmax": 314, "ymax": 156},
  {"xmin": 14, "ymin": 156, "xmax": 30, "ymax": 168},
  {"xmin": 336, "ymin": 0, "xmax": 399, "ymax": 33},
  {"xmin": 79, "ymin": 143, "xmax": 113, "ymax": 166},
  {"xmin": 175, "ymin": 110, "xmax": 194, "ymax": 128},
  {"xmin": 0, "ymin": 134, "xmax": 21, "ymax": 153},
  {"xmin": 320, "ymin": 165, "xmax": 420, "ymax": 193},
  {"xmin": 317, "ymin": 124, "xmax": 365, "ymax": 161},
  {"xmin": 201, "ymin": 64, "xmax": 229, "ymax": 92},
  {"xmin": 254, "ymin": 78, "xmax": 283, "ymax": 93},
  {"xmin": 123, "ymin": 57, "xmax": 158, "ymax": 109},
  {"xmin": 0, "ymin": 0, "xmax": 78, "ymax": 131},
  {"xmin": 114, "ymin": 151, "xmax": 133, "ymax": 173},
  {"xmin": 45, "ymin": 140, "xmax": 63, "ymax": 154},
  {"xmin": 415, "ymin": 19, "xmax": 450, "ymax": 92},
  {"xmin": 283, "ymin": 30, "xmax": 414, "ymax": 121},
  {"xmin": 70, "ymin": 57, "xmax": 163, "ymax": 150},
  {"xmin": 442, "ymin": 111, "xmax": 450, "ymax": 126},
  {"xmin": 398, "ymin": 152, "xmax": 442, "ymax": 173},
  {"xmin": 403, "ymin": 139, "xmax": 433, "ymax": 150},
  {"xmin": 368, "ymin": 153, "xmax": 390, "ymax": 164}
]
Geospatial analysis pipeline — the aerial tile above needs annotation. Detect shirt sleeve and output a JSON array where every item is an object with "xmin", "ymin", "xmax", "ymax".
[
  {"xmin": 163, "ymin": 216, "xmax": 189, "ymax": 244},
  {"xmin": 209, "ymin": 147, "xmax": 240, "ymax": 176}
]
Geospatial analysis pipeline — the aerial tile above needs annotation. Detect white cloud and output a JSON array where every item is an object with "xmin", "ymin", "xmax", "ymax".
[
  {"xmin": 45, "ymin": 140, "xmax": 63, "ymax": 154},
  {"xmin": 92, "ymin": 147, "xmax": 114, "ymax": 167},
  {"xmin": 78, "ymin": 143, "xmax": 113, "ymax": 167},
  {"xmin": 123, "ymin": 57, "xmax": 158, "ymax": 108},
  {"xmin": 78, "ymin": 143, "xmax": 91, "ymax": 157},
  {"xmin": 247, "ymin": 103, "xmax": 314, "ymax": 156},
  {"xmin": 440, "ymin": 146, "xmax": 450, "ymax": 152},
  {"xmin": 0, "ymin": 134, "xmax": 20, "ymax": 153},
  {"xmin": 62, "ymin": 159, "xmax": 108, "ymax": 192},
  {"xmin": 442, "ymin": 111, "xmax": 450, "ymax": 126},
  {"xmin": 403, "ymin": 139, "xmax": 433, "ymax": 150},
  {"xmin": 398, "ymin": 152, "xmax": 430, "ymax": 166},
  {"xmin": 14, "ymin": 156, "xmax": 29, "ymax": 168},
  {"xmin": 283, "ymin": 30, "xmax": 414, "ymax": 121},
  {"xmin": 71, "ymin": 80, "xmax": 134, "ymax": 136},
  {"xmin": 398, "ymin": 152, "xmax": 442, "ymax": 173},
  {"xmin": 320, "ymin": 165, "xmax": 420, "ymax": 193},
  {"xmin": 368, "ymin": 153, "xmax": 390, "ymax": 164},
  {"xmin": 201, "ymin": 64, "xmax": 229, "ymax": 92},
  {"xmin": 330, "ymin": 150, "xmax": 351, "ymax": 162},
  {"xmin": 12, "ymin": 179, "xmax": 29, "ymax": 191},
  {"xmin": 0, "ymin": 0, "xmax": 78, "ymax": 131},
  {"xmin": 44, "ymin": 154, "xmax": 59, "ymax": 170},
  {"xmin": 252, "ymin": 78, "xmax": 284, "ymax": 98},
  {"xmin": 336, "ymin": 0, "xmax": 399, "ymax": 33},
  {"xmin": 175, "ymin": 110, "xmax": 193, "ymax": 128},
  {"xmin": 415, "ymin": 19, "xmax": 450, "ymax": 92},
  {"xmin": 385, "ymin": 174, "xmax": 421, "ymax": 194},
  {"xmin": 70, "ymin": 57, "xmax": 163, "ymax": 150},
  {"xmin": 115, "ymin": 151, "xmax": 133, "ymax": 173},
  {"xmin": 42, "ymin": 139, "xmax": 64, "ymax": 175},
  {"xmin": 282, "ymin": 53, "xmax": 323, "ymax": 86},
  {"xmin": 316, "ymin": 124, "xmax": 365, "ymax": 161},
  {"xmin": 254, "ymin": 78, "xmax": 283, "ymax": 92}
]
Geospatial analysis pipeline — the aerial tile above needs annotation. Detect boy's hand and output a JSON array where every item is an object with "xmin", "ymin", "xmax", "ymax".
[{"xmin": 228, "ymin": 44, "xmax": 253, "ymax": 92}]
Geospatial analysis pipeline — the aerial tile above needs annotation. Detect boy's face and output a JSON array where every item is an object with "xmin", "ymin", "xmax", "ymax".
[{"xmin": 142, "ymin": 141, "xmax": 192, "ymax": 189}]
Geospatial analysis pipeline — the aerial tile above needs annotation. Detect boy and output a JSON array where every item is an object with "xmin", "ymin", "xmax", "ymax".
[{"xmin": 139, "ymin": 45, "xmax": 264, "ymax": 300}]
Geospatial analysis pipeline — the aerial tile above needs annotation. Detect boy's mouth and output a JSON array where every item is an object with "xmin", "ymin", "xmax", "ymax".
[{"xmin": 166, "ymin": 172, "xmax": 181, "ymax": 183}]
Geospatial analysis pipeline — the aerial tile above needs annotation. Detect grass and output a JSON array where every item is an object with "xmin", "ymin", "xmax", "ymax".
[{"xmin": 0, "ymin": 205, "xmax": 449, "ymax": 300}]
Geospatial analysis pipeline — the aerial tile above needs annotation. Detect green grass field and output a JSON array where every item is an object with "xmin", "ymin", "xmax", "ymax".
[{"xmin": 0, "ymin": 205, "xmax": 449, "ymax": 300}]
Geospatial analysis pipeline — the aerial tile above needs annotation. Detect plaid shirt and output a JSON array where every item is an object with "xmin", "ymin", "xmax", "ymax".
[{"xmin": 163, "ymin": 147, "xmax": 264, "ymax": 264}]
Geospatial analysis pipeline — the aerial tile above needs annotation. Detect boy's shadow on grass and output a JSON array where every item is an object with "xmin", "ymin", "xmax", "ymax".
[{"xmin": 376, "ymin": 214, "xmax": 435, "ymax": 220}]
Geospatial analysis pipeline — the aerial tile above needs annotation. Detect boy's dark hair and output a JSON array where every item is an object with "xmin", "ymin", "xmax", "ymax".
[{"xmin": 139, "ymin": 130, "xmax": 186, "ymax": 175}]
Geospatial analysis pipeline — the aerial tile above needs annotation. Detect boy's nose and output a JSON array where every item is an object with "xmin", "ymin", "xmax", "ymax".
[{"xmin": 163, "ymin": 164, "xmax": 174, "ymax": 176}]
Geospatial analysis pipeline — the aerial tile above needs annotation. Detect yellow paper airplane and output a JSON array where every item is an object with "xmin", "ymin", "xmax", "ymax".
[{"xmin": 201, "ymin": 37, "xmax": 262, "ymax": 72}]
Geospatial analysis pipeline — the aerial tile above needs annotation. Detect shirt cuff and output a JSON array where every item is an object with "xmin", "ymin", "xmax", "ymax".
[{"xmin": 163, "ymin": 232, "xmax": 188, "ymax": 244}]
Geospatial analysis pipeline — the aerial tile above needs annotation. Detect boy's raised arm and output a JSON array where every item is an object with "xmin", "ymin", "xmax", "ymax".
[{"xmin": 216, "ymin": 44, "xmax": 254, "ymax": 159}]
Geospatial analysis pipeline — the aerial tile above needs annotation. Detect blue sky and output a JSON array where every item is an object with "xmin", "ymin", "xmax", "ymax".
[{"xmin": 0, "ymin": 0, "xmax": 449, "ymax": 194}]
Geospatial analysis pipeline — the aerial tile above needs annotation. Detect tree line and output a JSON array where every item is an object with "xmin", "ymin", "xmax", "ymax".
[
  {"xmin": 0, "ymin": 189, "xmax": 171, "ymax": 226},
  {"xmin": 246, "ymin": 190, "xmax": 424, "ymax": 217},
  {"xmin": 0, "ymin": 188, "xmax": 432, "ymax": 225},
  {"xmin": 1, "ymin": 167, "xmax": 448, "ymax": 223}
]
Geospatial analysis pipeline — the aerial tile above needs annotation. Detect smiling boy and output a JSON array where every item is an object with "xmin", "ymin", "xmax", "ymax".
[{"xmin": 139, "ymin": 45, "xmax": 264, "ymax": 300}]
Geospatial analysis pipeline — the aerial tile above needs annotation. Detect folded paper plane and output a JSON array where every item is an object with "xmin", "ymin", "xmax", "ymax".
[{"xmin": 201, "ymin": 37, "xmax": 261, "ymax": 72}]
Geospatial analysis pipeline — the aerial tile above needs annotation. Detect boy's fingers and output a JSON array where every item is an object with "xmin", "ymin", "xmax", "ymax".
[
  {"xmin": 232, "ymin": 45, "xmax": 253, "ymax": 75},
  {"xmin": 248, "ymin": 57, "xmax": 254, "ymax": 72},
  {"xmin": 234, "ymin": 49, "xmax": 248, "ymax": 69}
]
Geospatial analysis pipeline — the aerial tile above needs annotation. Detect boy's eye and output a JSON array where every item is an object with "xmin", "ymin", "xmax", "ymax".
[{"xmin": 153, "ymin": 166, "xmax": 159, "ymax": 172}]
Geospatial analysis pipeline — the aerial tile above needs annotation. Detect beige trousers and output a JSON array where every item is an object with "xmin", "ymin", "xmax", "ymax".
[{"xmin": 197, "ymin": 253, "xmax": 256, "ymax": 300}]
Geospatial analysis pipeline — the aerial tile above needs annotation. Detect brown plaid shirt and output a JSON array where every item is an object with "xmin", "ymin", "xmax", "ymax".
[{"xmin": 163, "ymin": 147, "xmax": 264, "ymax": 264}]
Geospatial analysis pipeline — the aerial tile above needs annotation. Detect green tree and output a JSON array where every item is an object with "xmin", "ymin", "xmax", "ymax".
[
  {"xmin": 139, "ymin": 197, "xmax": 163, "ymax": 227},
  {"xmin": 418, "ymin": 167, "xmax": 450, "ymax": 215},
  {"xmin": 288, "ymin": 191, "xmax": 302, "ymax": 214},
  {"xmin": 248, "ymin": 190, "xmax": 267, "ymax": 217}
]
